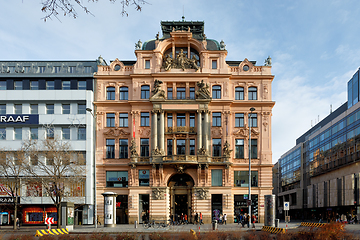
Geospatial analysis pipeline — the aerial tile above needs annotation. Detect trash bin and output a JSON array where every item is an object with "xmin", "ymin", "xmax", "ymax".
[
  {"xmin": 212, "ymin": 220, "xmax": 217, "ymax": 230},
  {"xmin": 134, "ymin": 221, "xmax": 138, "ymax": 228},
  {"xmin": 275, "ymin": 219, "xmax": 279, "ymax": 228}
]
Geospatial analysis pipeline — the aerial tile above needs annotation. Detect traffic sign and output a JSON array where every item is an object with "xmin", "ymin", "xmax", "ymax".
[
  {"xmin": 284, "ymin": 202, "xmax": 289, "ymax": 210},
  {"xmin": 45, "ymin": 217, "xmax": 54, "ymax": 225}
]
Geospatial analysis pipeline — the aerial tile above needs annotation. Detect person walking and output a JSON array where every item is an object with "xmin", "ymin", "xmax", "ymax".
[
  {"xmin": 241, "ymin": 214, "xmax": 245, "ymax": 227},
  {"xmin": 251, "ymin": 215, "xmax": 256, "ymax": 228},
  {"xmin": 200, "ymin": 212, "xmax": 203, "ymax": 225},
  {"xmin": 223, "ymin": 214, "xmax": 227, "ymax": 225},
  {"xmin": 245, "ymin": 213, "xmax": 250, "ymax": 228},
  {"xmin": 194, "ymin": 212, "xmax": 198, "ymax": 224},
  {"xmin": 16, "ymin": 217, "xmax": 20, "ymax": 230}
]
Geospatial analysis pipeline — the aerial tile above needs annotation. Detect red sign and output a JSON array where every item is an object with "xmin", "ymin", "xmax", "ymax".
[{"xmin": 116, "ymin": 202, "xmax": 121, "ymax": 207}]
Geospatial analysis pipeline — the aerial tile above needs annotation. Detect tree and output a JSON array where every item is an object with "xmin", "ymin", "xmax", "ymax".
[
  {"xmin": 0, "ymin": 147, "xmax": 29, "ymax": 230},
  {"xmin": 24, "ymin": 138, "xmax": 86, "ymax": 228},
  {"xmin": 41, "ymin": 0, "xmax": 148, "ymax": 21}
]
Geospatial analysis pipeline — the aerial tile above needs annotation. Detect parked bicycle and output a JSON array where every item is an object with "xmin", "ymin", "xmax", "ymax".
[{"xmin": 143, "ymin": 219, "xmax": 169, "ymax": 229}]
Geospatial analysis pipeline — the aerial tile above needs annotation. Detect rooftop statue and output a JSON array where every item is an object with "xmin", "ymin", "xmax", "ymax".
[
  {"xmin": 220, "ymin": 40, "xmax": 226, "ymax": 50},
  {"xmin": 264, "ymin": 56, "xmax": 272, "ymax": 66},
  {"xmin": 135, "ymin": 40, "xmax": 142, "ymax": 50}
]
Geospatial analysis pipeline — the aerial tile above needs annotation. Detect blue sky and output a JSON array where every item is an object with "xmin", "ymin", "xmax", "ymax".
[{"xmin": 1, "ymin": 0, "xmax": 360, "ymax": 162}]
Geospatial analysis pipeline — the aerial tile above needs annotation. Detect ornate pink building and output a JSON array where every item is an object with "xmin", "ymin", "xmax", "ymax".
[{"xmin": 94, "ymin": 20, "xmax": 275, "ymax": 224}]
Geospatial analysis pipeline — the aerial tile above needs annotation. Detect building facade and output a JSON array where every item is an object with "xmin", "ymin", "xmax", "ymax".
[
  {"xmin": 275, "ymin": 68, "xmax": 360, "ymax": 221},
  {"xmin": 0, "ymin": 61, "xmax": 97, "ymax": 225},
  {"xmin": 94, "ymin": 20, "xmax": 275, "ymax": 224}
]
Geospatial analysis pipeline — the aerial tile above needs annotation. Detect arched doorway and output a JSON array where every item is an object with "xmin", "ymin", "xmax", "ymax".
[{"xmin": 167, "ymin": 173, "xmax": 194, "ymax": 223}]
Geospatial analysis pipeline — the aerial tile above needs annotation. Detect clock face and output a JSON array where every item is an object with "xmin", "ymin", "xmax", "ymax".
[
  {"xmin": 243, "ymin": 65, "xmax": 249, "ymax": 71},
  {"xmin": 114, "ymin": 64, "xmax": 121, "ymax": 71}
]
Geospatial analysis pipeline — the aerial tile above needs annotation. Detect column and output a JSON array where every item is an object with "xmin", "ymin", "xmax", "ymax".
[
  {"xmin": 197, "ymin": 110, "xmax": 202, "ymax": 150},
  {"xmin": 159, "ymin": 110, "xmax": 165, "ymax": 154},
  {"xmin": 152, "ymin": 110, "xmax": 158, "ymax": 151},
  {"xmin": 203, "ymin": 110, "xmax": 209, "ymax": 153}
]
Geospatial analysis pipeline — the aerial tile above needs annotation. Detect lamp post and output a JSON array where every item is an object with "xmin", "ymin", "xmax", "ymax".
[
  {"xmin": 86, "ymin": 107, "xmax": 97, "ymax": 228},
  {"xmin": 248, "ymin": 107, "xmax": 255, "ymax": 219}
]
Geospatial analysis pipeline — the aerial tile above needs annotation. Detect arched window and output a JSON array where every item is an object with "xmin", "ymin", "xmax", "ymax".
[
  {"xmin": 141, "ymin": 85, "xmax": 150, "ymax": 99},
  {"xmin": 248, "ymin": 87, "xmax": 257, "ymax": 100},
  {"xmin": 119, "ymin": 86, "xmax": 128, "ymax": 100},
  {"xmin": 107, "ymin": 87, "xmax": 115, "ymax": 100},
  {"xmin": 235, "ymin": 87, "xmax": 244, "ymax": 100},
  {"xmin": 212, "ymin": 85, "xmax": 221, "ymax": 99}
]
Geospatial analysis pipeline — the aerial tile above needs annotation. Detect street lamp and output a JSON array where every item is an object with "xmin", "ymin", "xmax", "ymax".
[
  {"xmin": 86, "ymin": 107, "xmax": 97, "ymax": 228},
  {"xmin": 248, "ymin": 107, "xmax": 255, "ymax": 220}
]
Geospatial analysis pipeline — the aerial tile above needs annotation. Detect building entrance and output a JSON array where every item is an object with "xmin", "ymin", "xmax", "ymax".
[{"xmin": 168, "ymin": 173, "xmax": 194, "ymax": 223}]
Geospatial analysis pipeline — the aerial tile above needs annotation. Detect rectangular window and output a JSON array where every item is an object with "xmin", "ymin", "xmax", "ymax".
[
  {"xmin": 78, "ymin": 127, "xmax": 86, "ymax": 140},
  {"xmin": 38, "ymin": 66, "xmax": 46, "ymax": 73},
  {"xmin": 0, "ymin": 105, "xmax": 5, "ymax": 114},
  {"xmin": 167, "ymin": 87, "xmax": 173, "ymax": 99},
  {"xmin": 106, "ymin": 139, "xmax": 115, "ymax": 158},
  {"xmin": 249, "ymin": 113, "xmax": 257, "ymax": 127},
  {"xmin": 84, "ymin": 66, "xmax": 92, "ymax": 74},
  {"xmin": 119, "ymin": 113, "xmax": 128, "ymax": 127},
  {"xmin": 14, "ymin": 127, "xmax": 22, "ymax": 140},
  {"xmin": 30, "ymin": 127, "xmax": 38, "ymax": 140},
  {"xmin": 139, "ymin": 170, "xmax": 149, "ymax": 186},
  {"xmin": 106, "ymin": 171, "xmax": 128, "ymax": 187},
  {"xmin": 46, "ymin": 104, "xmax": 54, "ymax": 114},
  {"xmin": 62, "ymin": 127, "xmax": 70, "ymax": 140},
  {"xmin": 62, "ymin": 104, "xmax": 70, "ymax": 114},
  {"xmin": 212, "ymin": 86, "xmax": 221, "ymax": 99},
  {"xmin": 141, "ymin": 85, "xmax": 150, "ymax": 99},
  {"xmin": 119, "ymin": 139, "xmax": 128, "ymax": 158},
  {"xmin": 119, "ymin": 87, "xmax": 128, "ymax": 100},
  {"xmin": 145, "ymin": 60, "xmax": 150, "ymax": 69},
  {"xmin": 211, "ymin": 169, "xmax": 222, "ymax": 186},
  {"xmin": 167, "ymin": 139, "xmax": 173, "ymax": 155},
  {"xmin": 140, "ymin": 138, "xmax": 149, "ymax": 157},
  {"xmin": 177, "ymin": 113, "xmax": 186, "ymax": 127},
  {"xmin": 68, "ymin": 66, "xmax": 76, "ymax": 73},
  {"xmin": 235, "ymin": 139, "xmax": 244, "ymax": 159},
  {"xmin": 189, "ymin": 139, "xmax": 195, "ymax": 155},
  {"xmin": 78, "ymin": 81, "xmax": 87, "ymax": 90},
  {"xmin": 78, "ymin": 104, "xmax": 86, "ymax": 114},
  {"xmin": 141, "ymin": 112, "xmax": 150, "ymax": 127},
  {"xmin": 177, "ymin": 139, "xmax": 186, "ymax": 155},
  {"xmin": 248, "ymin": 87, "xmax": 257, "ymax": 100},
  {"xmin": 62, "ymin": 81, "xmax": 71, "ymax": 90},
  {"xmin": 14, "ymin": 81, "xmax": 23, "ymax": 90},
  {"xmin": 167, "ymin": 114, "xmax": 173, "ymax": 128},
  {"xmin": 235, "ymin": 113, "xmax": 244, "ymax": 127},
  {"xmin": 190, "ymin": 87, "xmax": 195, "ymax": 99},
  {"xmin": 0, "ymin": 128, "xmax": 6, "ymax": 140},
  {"xmin": 107, "ymin": 113, "xmax": 115, "ymax": 127},
  {"xmin": 14, "ymin": 104, "xmax": 22, "ymax": 114},
  {"xmin": 54, "ymin": 66, "xmax": 61, "ymax": 73},
  {"xmin": 212, "ymin": 60, "xmax": 217, "ymax": 69},
  {"xmin": 30, "ymin": 81, "xmax": 39, "ymax": 90},
  {"xmin": 177, "ymin": 87, "xmax": 186, "ymax": 99},
  {"xmin": 234, "ymin": 171, "xmax": 258, "ymax": 187},
  {"xmin": 250, "ymin": 139, "xmax": 258, "ymax": 159},
  {"xmin": 46, "ymin": 127, "xmax": 54, "ymax": 139},
  {"xmin": 0, "ymin": 81, "xmax": 6, "ymax": 90},
  {"xmin": 235, "ymin": 87, "xmax": 244, "ymax": 100},
  {"xmin": 30, "ymin": 104, "xmax": 38, "ymax": 114},
  {"xmin": 212, "ymin": 139, "xmax": 221, "ymax": 156},
  {"xmin": 46, "ymin": 81, "xmax": 55, "ymax": 90},
  {"xmin": 212, "ymin": 112, "xmax": 221, "ymax": 127},
  {"xmin": 190, "ymin": 113, "xmax": 195, "ymax": 128}
]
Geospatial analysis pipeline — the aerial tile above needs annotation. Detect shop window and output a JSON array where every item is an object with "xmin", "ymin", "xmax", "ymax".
[
  {"xmin": 106, "ymin": 171, "xmax": 128, "ymax": 187},
  {"xmin": 139, "ymin": 170, "xmax": 150, "ymax": 186},
  {"xmin": 234, "ymin": 171, "xmax": 258, "ymax": 187}
]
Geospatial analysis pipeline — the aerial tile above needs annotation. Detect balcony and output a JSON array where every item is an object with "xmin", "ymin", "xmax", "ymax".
[
  {"xmin": 166, "ymin": 127, "xmax": 196, "ymax": 134},
  {"xmin": 131, "ymin": 155, "xmax": 230, "ymax": 164}
]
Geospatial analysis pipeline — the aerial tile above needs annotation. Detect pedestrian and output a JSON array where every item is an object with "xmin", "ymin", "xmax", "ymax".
[
  {"xmin": 245, "ymin": 213, "xmax": 250, "ymax": 228},
  {"xmin": 237, "ymin": 213, "xmax": 240, "ymax": 225},
  {"xmin": 16, "ymin": 217, "xmax": 20, "ymax": 230},
  {"xmin": 241, "ymin": 214, "xmax": 245, "ymax": 227},
  {"xmin": 185, "ymin": 213, "xmax": 188, "ymax": 224},
  {"xmin": 251, "ymin": 215, "xmax": 256, "ymax": 228},
  {"xmin": 223, "ymin": 214, "xmax": 227, "ymax": 225},
  {"xmin": 200, "ymin": 212, "xmax": 203, "ymax": 225},
  {"xmin": 319, "ymin": 214, "xmax": 323, "ymax": 223},
  {"xmin": 195, "ymin": 212, "xmax": 198, "ymax": 224}
]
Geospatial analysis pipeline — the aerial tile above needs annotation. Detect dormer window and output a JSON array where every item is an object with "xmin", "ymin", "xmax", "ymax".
[{"xmin": 145, "ymin": 60, "xmax": 150, "ymax": 69}]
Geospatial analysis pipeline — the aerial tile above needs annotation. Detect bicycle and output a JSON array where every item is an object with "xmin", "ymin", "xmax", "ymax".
[{"xmin": 143, "ymin": 220, "xmax": 160, "ymax": 229}]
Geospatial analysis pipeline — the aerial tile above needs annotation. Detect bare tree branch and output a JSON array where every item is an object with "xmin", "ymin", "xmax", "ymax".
[{"xmin": 41, "ymin": 0, "xmax": 148, "ymax": 21}]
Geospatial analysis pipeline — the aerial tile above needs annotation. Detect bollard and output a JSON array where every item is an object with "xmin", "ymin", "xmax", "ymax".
[
  {"xmin": 134, "ymin": 220, "xmax": 138, "ymax": 229},
  {"xmin": 212, "ymin": 220, "xmax": 217, "ymax": 230}
]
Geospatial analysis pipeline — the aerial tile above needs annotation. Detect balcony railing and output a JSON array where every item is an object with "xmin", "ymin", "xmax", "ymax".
[{"xmin": 166, "ymin": 127, "xmax": 196, "ymax": 133}]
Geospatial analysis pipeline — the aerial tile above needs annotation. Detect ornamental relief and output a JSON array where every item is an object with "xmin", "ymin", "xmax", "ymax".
[
  {"xmin": 138, "ymin": 128, "xmax": 151, "ymax": 137},
  {"xmin": 103, "ymin": 128, "xmax": 130, "ymax": 137},
  {"xmin": 211, "ymin": 127, "xmax": 223, "ymax": 137},
  {"xmin": 233, "ymin": 127, "xmax": 259, "ymax": 138},
  {"xmin": 152, "ymin": 188, "xmax": 165, "ymax": 200},
  {"xmin": 195, "ymin": 188, "xmax": 208, "ymax": 200}
]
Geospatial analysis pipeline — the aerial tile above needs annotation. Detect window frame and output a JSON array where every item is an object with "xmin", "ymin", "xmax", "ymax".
[
  {"xmin": 77, "ymin": 127, "xmax": 86, "ymax": 140},
  {"xmin": 235, "ymin": 113, "xmax": 244, "ymax": 128},
  {"xmin": 62, "ymin": 127, "xmax": 70, "ymax": 140},
  {"xmin": 235, "ymin": 139, "xmax": 244, "ymax": 159},
  {"xmin": 235, "ymin": 87, "xmax": 244, "ymax": 100},
  {"xmin": 248, "ymin": 87, "xmax": 257, "ymax": 100},
  {"xmin": 107, "ymin": 87, "xmax": 116, "ymax": 100},
  {"xmin": 119, "ymin": 86, "xmax": 128, "ymax": 100},
  {"xmin": 212, "ymin": 85, "xmax": 221, "ymax": 99},
  {"xmin": 211, "ymin": 169, "xmax": 223, "ymax": 186},
  {"xmin": 212, "ymin": 138, "xmax": 222, "ymax": 157},
  {"xmin": 46, "ymin": 104, "xmax": 54, "ymax": 114},
  {"xmin": 62, "ymin": 104, "xmax": 70, "ymax": 114},
  {"xmin": 78, "ymin": 104, "xmax": 86, "ymax": 114},
  {"xmin": 106, "ymin": 139, "xmax": 115, "ymax": 159},
  {"xmin": 212, "ymin": 112, "xmax": 221, "ymax": 127},
  {"xmin": 106, "ymin": 113, "xmax": 115, "ymax": 127},
  {"xmin": 140, "ymin": 138, "xmax": 149, "ymax": 157},
  {"xmin": 119, "ymin": 113, "xmax": 128, "ymax": 127},
  {"xmin": 119, "ymin": 139, "xmax": 129, "ymax": 159},
  {"xmin": 140, "ymin": 112, "xmax": 150, "ymax": 127},
  {"xmin": 141, "ymin": 85, "xmax": 150, "ymax": 99}
]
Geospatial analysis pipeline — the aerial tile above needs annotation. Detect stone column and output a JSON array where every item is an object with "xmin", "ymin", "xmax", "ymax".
[
  {"xmin": 197, "ymin": 110, "xmax": 202, "ymax": 150},
  {"xmin": 203, "ymin": 110, "xmax": 209, "ymax": 153},
  {"xmin": 159, "ymin": 110, "xmax": 165, "ymax": 154},
  {"xmin": 152, "ymin": 110, "xmax": 158, "ymax": 151}
]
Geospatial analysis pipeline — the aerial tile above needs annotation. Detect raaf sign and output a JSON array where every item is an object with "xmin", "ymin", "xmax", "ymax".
[{"xmin": 0, "ymin": 115, "xmax": 39, "ymax": 124}]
